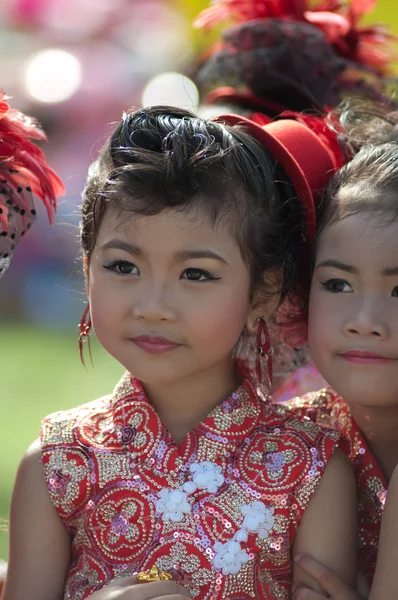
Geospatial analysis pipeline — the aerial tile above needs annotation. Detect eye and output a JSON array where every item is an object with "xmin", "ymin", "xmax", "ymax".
[
  {"xmin": 320, "ymin": 278, "xmax": 353, "ymax": 293},
  {"xmin": 181, "ymin": 268, "xmax": 220, "ymax": 282},
  {"xmin": 392, "ymin": 286, "xmax": 398, "ymax": 297},
  {"xmin": 103, "ymin": 260, "xmax": 139, "ymax": 275}
]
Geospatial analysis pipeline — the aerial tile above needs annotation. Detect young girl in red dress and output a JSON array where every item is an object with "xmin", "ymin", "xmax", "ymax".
[
  {"xmin": 283, "ymin": 105, "xmax": 398, "ymax": 600},
  {"xmin": 3, "ymin": 104, "xmax": 358, "ymax": 600},
  {"xmin": 193, "ymin": 3, "xmax": 398, "ymax": 598}
]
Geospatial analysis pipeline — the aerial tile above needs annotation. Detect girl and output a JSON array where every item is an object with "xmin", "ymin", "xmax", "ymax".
[
  {"xmin": 194, "ymin": 0, "xmax": 396, "ymax": 402},
  {"xmin": 3, "ymin": 105, "xmax": 357, "ymax": 600},
  {"xmin": 285, "ymin": 105, "xmax": 398, "ymax": 600}
]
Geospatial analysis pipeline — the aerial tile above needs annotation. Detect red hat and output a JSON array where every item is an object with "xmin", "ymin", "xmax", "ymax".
[
  {"xmin": 0, "ymin": 93, "xmax": 65, "ymax": 277},
  {"xmin": 216, "ymin": 112, "xmax": 347, "ymax": 244}
]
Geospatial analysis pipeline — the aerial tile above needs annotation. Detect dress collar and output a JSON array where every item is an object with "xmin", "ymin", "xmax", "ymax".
[{"xmin": 110, "ymin": 369, "xmax": 266, "ymax": 460}]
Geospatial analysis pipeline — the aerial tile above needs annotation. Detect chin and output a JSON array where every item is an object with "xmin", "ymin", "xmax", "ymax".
[
  {"xmin": 334, "ymin": 382, "xmax": 398, "ymax": 409},
  {"xmin": 124, "ymin": 363, "xmax": 185, "ymax": 386}
]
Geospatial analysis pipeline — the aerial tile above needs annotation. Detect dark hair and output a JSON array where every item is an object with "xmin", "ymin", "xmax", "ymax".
[
  {"xmin": 315, "ymin": 102, "xmax": 398, "ymax": 242},
  {"xmin": 81, "ymin": 105, "xmax": 305, "ymax": 304}
]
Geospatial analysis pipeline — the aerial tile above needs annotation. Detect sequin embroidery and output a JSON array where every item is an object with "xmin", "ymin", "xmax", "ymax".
[{"xmin": 41, "ymin": 373, "xmax": 341, "ymax": 600}]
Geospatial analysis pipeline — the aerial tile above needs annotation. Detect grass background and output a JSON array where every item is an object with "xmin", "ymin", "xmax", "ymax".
[{"xmin": 0, "ymin": 325, "xmax": 123, "ymax": 560}]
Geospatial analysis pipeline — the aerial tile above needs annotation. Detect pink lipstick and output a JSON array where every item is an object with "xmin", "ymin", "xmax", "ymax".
[
  {"xmin": 340, "ymin": 351, "xmax": 392, "ymax": 365},
  {"xmin": 131, "ymin": 335, "xmax": 180, "ymax": 354}
]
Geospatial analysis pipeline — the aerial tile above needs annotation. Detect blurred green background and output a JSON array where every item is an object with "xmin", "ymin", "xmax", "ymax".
[{"xmin": 0, "ymin": 0, "xmax": 397, "ymax": 561}]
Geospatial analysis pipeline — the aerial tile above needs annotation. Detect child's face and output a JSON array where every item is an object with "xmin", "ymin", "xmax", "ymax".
[
  {"xmin": 86, "ymin": 207, "xmax": 255, "ymax": 386},
  {"xmin": 308, "ymin": 212, "xmax": 398, "ymax": 408}
]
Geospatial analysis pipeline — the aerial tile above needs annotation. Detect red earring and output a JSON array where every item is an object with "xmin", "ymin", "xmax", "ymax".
[
  {"xmin": 78, "ymin": 304, "xmax": 93, "ymax": 366},
  {"xmin": 255, "ymin": 318, "xmax": 273, "ymax": 386}
]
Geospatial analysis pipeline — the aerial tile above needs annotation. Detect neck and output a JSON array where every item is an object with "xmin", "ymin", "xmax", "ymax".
[
  {"xmin": 350, "ymin": 403, "xmax": 398, "ymax": 482},
  {"xmin": 142, "ymin": 358, "xmax": 241, "ymax": 445}
]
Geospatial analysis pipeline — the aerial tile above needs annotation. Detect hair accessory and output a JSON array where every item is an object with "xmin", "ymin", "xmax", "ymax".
[
  {"xmin": 216, "ymin": 111, "xmax": 347, "ymax": 245},
  {"xmin": 78, "ymin": 304, "xmax": 93, "ymax": 366},
  {"xmin": 255, "ymin": 317, "xmax": 273, "ymax": 387},
  {"xmin": 0, "ymin": 93, "xmax": 65, "ymax": 277},
  {"xmin": 136, "ymin": 565, "xmax": 173, "ymax": 584}
]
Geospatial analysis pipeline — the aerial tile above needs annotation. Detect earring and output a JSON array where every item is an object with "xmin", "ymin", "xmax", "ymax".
[
  {"xmin": 78, "ymin": 303, "xmax": 93, "ymax": 366},
  {"xmin": 255, "ymin": 318, "xmax": 273, "ymax": 387}
]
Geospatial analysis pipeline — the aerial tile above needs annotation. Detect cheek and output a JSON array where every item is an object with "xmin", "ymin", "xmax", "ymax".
[
  {"xmin": 88, "ymin": 278, "xmax": 125, "ymax": 336},
  {"xmin": 308, "ymin": 287, "xmax": 335, "ymax": 351},
  {"xmin": 188, "ymin": 291, "xmax": 250, "ymax": 347}
]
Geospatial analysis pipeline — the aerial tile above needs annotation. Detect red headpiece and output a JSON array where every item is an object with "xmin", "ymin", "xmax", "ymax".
[
  {"xmin": 217, "ymin": 111, "xmax": 347, "ymax": 244},
  {"xmin": 0, "ymin": 93, "xmax": 65, "ymax": 277}
]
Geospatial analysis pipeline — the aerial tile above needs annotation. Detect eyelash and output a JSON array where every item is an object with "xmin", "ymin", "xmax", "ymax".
[
  {"xmin": 103, "ymin": 261, "xmax": 221, "ymax": 282},
  {"xmin": 321, "ymin": 280, "xmax": 398, "ymax": 297},
  {"xmin": 103, "ymin": 261, "xmax": 138, "ymax": 275},
  {"xmin": 320, "ymin": 279, "xmax": 352, "ymax": 293}
]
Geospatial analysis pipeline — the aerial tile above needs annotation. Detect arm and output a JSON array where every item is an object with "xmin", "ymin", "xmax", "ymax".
[
  {"xmin": 2, "ymin": 439, "xmax": 70, "ymax": 600},
  {"xmin": 293, "ymin": 449, "xmax": 357, "ymax": 596},
  {"xmin": 368, "ymin": 465, "xmax": 398, "ymax": 600}
]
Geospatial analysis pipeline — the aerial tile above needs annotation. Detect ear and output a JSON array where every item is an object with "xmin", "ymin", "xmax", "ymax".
[{"xmin": 246, "ymin": 269, "xmax": 283, "ymax": 332}]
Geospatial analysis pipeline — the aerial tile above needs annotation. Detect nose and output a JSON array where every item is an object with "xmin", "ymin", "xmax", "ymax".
[
  {"xmin": 343, "ymin": 297, "xmax": 389, "ymax": 339},
  {"xmin": 132, "ymin": 280, "xmax": 177, "ymax": 323}
]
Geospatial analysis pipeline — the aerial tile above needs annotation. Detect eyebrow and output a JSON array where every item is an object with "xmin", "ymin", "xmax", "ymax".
[
  {"xmin": 99, "ymin": 240, "xmax": 228, "ymax": 264},
  {"xmin": 99, "ymin": 240, "xmax": 142, "ymax": 255},
  {"xmin": 315, "ymin": 260, "xmax": 357, "ymax": 274},
  {"xmin": 316, "ymin": 259, "xmax": 398, "ymax": 277},
  {"xmin": 174, "ymin": 249, "xmax": 228, "ymax": 264}
]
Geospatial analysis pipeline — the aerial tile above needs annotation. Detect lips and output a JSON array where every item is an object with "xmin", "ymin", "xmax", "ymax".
[
  {"xmin": 131, "ymin": 335, "xmax": 181, "ymax": 355},
  {"xmin": 340, "ymin": 350, "xmax": 392, "ymax": 365}
]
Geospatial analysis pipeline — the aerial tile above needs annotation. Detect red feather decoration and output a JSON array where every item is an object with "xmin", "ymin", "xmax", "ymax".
[
  {"xmin": 0, "ymin": 93, "xmax": 64, "ymax": 223},
  {"xmin": 0, "ymin": 94, "xmax": 65, "ymax": 276}
]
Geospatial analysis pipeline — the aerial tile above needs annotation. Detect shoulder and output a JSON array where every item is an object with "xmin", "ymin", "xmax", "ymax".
[
  {"xmin": 40, "ymin": 393, "xmax": 113, "ymax": 448},
  {"xmin": 255, "ymin": 402, "xmax": 342, "ymax": 489},
  {"xmin": 262, "ymin": 399, "xmax": 341, "ymax": 448},
  {"xmin": 285, "ymin": 387, "xmax": 349, "ymax": 432},
  {"xmin": 39, "ymin": 393, "xmax": 114, "ymax": 521},
  {"xmin": 10, "ymin": 438, "xmax": 66, "ymax": 539},
  {"xmin": 287, "ymin": 387, "xmax": 336, "ymax": 411},
  {"xmin": 5, "ymin": 440, "xmax": 71, "ymax": 600},
  {"xmin": 17, "ymin": 438, "xmax": 47, "ymax": 489}
]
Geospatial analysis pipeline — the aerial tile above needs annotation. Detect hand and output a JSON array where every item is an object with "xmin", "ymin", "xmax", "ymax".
[
  {"xmin": 87, "ymin": 575, "xmax": 193, "ymax": 600},
  {"xmin": 293, "ymin": 555, "xmax": 367, "ymax": 600}
]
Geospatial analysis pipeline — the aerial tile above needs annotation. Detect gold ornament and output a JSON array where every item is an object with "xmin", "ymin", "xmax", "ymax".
[{"xmin": 136, "ymin": 565, "xmax": 173, "ymax": 583}]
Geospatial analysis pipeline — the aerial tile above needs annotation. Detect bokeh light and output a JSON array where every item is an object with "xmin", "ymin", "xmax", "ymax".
[
  {"xmin": 142, "ymin": 72, "xmax": 199, "ymax": 109},
  {"xmin": 25, "ymin": 48, "xmax": 82, "ymax": 103}
]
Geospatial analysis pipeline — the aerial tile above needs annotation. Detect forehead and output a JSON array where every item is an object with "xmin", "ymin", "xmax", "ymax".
[
  {"xmin": 96, "ymin": 207, "xmax": 243, "ymax": 258},
  {"xmin": 316, "ymin": 213, "xmax": 398, "ymax": 265}
]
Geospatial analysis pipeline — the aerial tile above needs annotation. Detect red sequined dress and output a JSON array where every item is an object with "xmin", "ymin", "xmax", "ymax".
[
  {"xmin": 288, "ymin": 388, "xmax": 387, "ymax": 585},
  {"xmin": 41, "ymin": 373, "xmax": 341, "ymax": 600}
]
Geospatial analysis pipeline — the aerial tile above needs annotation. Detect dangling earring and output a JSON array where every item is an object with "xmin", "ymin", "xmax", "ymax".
[
  {"xmin": 255, "ymin": 318, "xmax": 273, "ymax": 388},
  {"xmin": 78, "ymin": 304, "xmax": 93, "ymax": 366}
]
